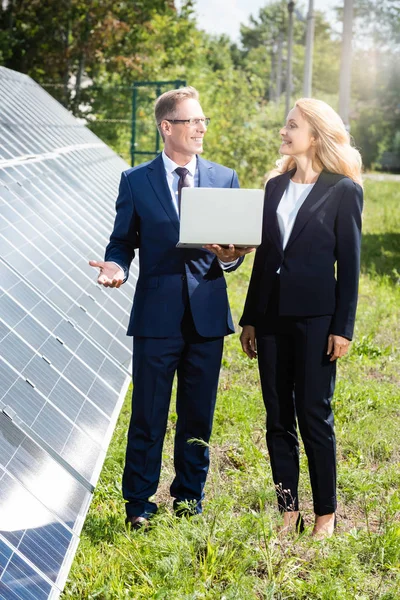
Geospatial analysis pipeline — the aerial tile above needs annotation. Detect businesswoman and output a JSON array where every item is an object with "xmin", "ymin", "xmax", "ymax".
[{"xmin": 240, "ymin": 98, "xmax": 363, "ymax": 539}]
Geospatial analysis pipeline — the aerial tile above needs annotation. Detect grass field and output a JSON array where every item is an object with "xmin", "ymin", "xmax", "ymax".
[{"xmin": 63, "ymin": 179, "xmax": 400, "ymax": 599}]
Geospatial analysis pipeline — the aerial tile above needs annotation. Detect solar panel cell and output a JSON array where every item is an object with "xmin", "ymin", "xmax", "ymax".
[
  {"xmin": 0, "ymin": 413, "xmax": 91, "ymax": 529},
  {"xmin": 1, "ymin": 373, "xmax": 45, "ymax": 426},
  {"xmin": 0, "ymin": 470, "xmax": 73, "ymax": 584},
  {"xmin": 0, "ymin": 549, "xmax": 53, "ymax": 599}
]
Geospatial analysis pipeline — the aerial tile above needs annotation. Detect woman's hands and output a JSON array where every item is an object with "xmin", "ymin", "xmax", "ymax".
[
  {"xmin": 240, "ymin": 330, "xmax": 350, "ymax": 362},
  {"xmin": 240, "ymin": 325, "xmax": 257, "ymax": 359},
  {"xmin": 327, "ymin": 334, "xmax": 350, "ymax": 361}
]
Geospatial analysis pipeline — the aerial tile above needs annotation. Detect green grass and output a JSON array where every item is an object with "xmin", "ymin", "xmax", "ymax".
[{"xmin": 63, "ymin": 179, "xmax": 400, "ymax": 599}]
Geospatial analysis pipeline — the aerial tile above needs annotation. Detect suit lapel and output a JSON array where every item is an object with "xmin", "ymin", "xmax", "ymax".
[
  {"xmin": 197, "ymin": 156, "xmax": 215, "ymax": 187},
  {"xmin": 146, "ymin": 155, "xmax": 213, "ymax": 233},
  {"xmin": 146, "ymin": 154, "xmax": 180, "ymax": 233},
  {"xmin": 284, "ymin": 171, "xmax": 337, "ymax": 251},
  {"xmin": 264, "ymin": 170, "xmax": 293, "ymax": 253}
]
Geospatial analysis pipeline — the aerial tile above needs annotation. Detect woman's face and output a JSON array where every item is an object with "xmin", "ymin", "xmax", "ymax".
[{"xmin": 279, "ymin": 106, "xmax": 316, "ymax": 158}]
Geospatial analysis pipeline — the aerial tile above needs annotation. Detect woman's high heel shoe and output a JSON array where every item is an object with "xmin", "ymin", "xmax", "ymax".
[
  {"xmin": 295, "ymin": 513, "xmax": 305, "ymax": 534},
  {"xmin": 312, "ymin": 513, "xmax": 336, "ymax": 539},
  {"xmin": 279, "ymin": 512, "xmax": 305, "ymax": 535}
]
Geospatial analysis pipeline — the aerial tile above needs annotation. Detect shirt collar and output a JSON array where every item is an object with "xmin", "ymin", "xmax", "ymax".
[{"xmin": 162, "ymin": 150, "xmax": 197, "ymax": 177}]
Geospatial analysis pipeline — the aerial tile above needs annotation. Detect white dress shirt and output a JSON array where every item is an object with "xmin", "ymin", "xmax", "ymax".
[
  {"xmin": 162, "ymin": 150, "xmax": 197, "ymax": 215},
  {"xmin": 276, "ymin": 180, "xmax": 314, "ymax": 273}
]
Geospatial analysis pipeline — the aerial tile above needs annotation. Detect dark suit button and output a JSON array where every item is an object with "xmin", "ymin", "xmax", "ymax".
[{"xmin": 181, "ymin": 275, "xmax": 186, "ymax": 281}]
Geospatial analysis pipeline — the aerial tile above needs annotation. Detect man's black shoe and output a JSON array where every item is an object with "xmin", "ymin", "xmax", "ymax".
[{"xmin": 125, "ymin": 515, "xmax": 149, "ymax": 531}]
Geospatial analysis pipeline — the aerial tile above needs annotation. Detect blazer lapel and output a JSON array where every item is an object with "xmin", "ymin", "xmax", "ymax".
[
  {"xmin": 146, "ymin": 154, "xmax": 179, "ymax": 233},
  {"xmin": 285, "ymin": 171, "xmax": 337, "ymax": 251},
  {"xmin": 264, "ymin": 170, "xmax": 294, "ymax": 253},
  {"xmin": 197, "ymin": 156, "xmax": 215, "ymax": 187}
]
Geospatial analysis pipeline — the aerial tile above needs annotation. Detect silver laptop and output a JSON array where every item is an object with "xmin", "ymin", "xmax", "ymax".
[{"xmin": 176, "ymin": 187, "xmax": 264, "ymax": 248}]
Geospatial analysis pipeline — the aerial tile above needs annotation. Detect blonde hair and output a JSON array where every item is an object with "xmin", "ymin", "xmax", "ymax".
[
  {"xmin": 155, "ymin": 86, "xmax": 199, "ymax": 140},
  {"xmin": 275, "ymin": 98, "xmax": 363, "ymax": 187}
]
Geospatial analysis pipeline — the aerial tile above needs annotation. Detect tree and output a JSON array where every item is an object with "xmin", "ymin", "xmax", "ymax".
[
  {"xmin": 237, "ymin": 1, "xmax": 341, "ymax": 103},
  {"xmin": 0, "ymin": 0, "xmax": 180, "ymax": 107},
  {"xmin": 349, "ymin": 0, "xmax": 400, "ymax": 167}
]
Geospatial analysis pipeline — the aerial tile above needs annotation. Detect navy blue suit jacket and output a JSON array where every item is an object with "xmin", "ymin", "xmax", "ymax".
[
  {"xmin": 240, "ymin": 170, "xmax": 363, "ymax": 340},
  {"xmin": 105, "ymin": 153, "xmax": 243, "ymax": 338}
]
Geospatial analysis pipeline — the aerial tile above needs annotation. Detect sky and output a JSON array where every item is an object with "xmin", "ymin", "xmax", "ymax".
[{"xmin": 183, "ymin": 0, "xmax": 339, "ymax": 42}]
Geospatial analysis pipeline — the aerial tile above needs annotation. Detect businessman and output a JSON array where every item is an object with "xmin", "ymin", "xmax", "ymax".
[{"xmin": 90, "ymin": 86, "xmax": 253, "ymax": 529}]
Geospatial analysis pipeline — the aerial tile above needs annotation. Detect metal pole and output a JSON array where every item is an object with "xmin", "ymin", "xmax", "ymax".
[
  {"xmin": 276, "ymin": 29, "xmax": 284, "ymax": 102},
  {"xmin": 270, "ymin": 47, "xmax": 276, "ymax": 102},
  {"xmin": 131, "ymin": 86, "xmax": 138, "ymax": 166},
  {"xmin": 155, "ymin": 85, "xmax": 161, "ymax": 155},
  {"xmin": 339, "ymin": 0, "xmax": 354, "ymax": 129},
  {"xmin": 285, "ymin": 1, "xmax": 295, "ymax": 117},
  {"xmin": 303, "ymin": 0, "xmax": 315, "ymax": 97}
]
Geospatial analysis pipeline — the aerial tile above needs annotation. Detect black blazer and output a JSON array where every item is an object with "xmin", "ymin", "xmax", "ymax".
[{"xmin": 240, "ymin": 169, "xmax": 363, "ymax": 340}]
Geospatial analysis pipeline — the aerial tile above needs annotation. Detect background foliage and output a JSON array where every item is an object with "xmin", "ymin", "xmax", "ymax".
[{"xmin": 1, "ymin": 0, "xmax": 399, "ymax": 178}]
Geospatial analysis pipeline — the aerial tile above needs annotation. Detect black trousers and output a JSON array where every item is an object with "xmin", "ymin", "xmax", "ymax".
[
  {"xmin": 256, "ymin": 277, "xmax": 337, "ymax": 516},
  {"xmin": 123, "ymin": 306, "xmax": 224, "ymax": 519}
]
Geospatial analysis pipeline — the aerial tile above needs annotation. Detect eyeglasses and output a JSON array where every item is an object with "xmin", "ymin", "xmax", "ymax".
[{"xmin": 163, "ymin": 117, "xmax": 211, "ymax": 127}]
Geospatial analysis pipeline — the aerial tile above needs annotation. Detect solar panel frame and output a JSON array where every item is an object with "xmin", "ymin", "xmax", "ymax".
[{"xmin": 0, "ymin": 66, "xmax": 137, "ymax": 599}]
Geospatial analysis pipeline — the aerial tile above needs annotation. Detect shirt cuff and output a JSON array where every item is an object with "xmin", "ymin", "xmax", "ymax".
[{"xmin": 218, "ymin": 258, "xmax": 239, "ymax": 270}]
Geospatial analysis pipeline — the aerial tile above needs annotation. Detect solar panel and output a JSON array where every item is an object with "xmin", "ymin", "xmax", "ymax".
[{"xmin": 0, "ymin": 66, "xmax": 136, "ymax": 598}]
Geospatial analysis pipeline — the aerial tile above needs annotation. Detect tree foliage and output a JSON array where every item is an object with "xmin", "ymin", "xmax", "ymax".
[
  {"xmin": 0, "ymin": 0, "xmax": 399, "ymax": 175},
  {"xmin": 350, "ymin": 0, "xmax": 400, "ymax": 167}
]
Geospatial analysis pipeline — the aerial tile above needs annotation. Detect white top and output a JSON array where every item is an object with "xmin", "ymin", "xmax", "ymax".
[
  {"xmin": 276, "ymin": 180, "xmax": 314, "ymax": 274},
  {"xmin": 162, "ymin": 150, "xmax": 197, "ymax": 216},
  {"xmin": 277, "ymin": 180, "xmax": 315, "ymax": 249}
]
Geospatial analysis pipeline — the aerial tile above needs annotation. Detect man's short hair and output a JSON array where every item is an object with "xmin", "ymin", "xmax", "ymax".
[{"xmin": 155, "ymin": 86, "xmax": 199, "ymax": 140}]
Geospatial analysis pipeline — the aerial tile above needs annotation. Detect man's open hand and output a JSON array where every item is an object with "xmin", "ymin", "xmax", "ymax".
[
  {"xmin": 203, "ymin": 244, "xmax": 255, "ymax": 262},
  {"xmin": 89, "ymin": 260, "xmax": 124, "ymax": 288}
]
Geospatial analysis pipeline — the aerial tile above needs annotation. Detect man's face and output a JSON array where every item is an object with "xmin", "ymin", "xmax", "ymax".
[{"xmin": 161, "ymin": 98, "xmax": 208, "ymax": 158}]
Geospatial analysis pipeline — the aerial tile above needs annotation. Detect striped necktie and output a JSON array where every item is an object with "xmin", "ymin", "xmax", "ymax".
[{"xmin": 175, "ymin": 167, "xmax": 190, "ymax": 216}]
